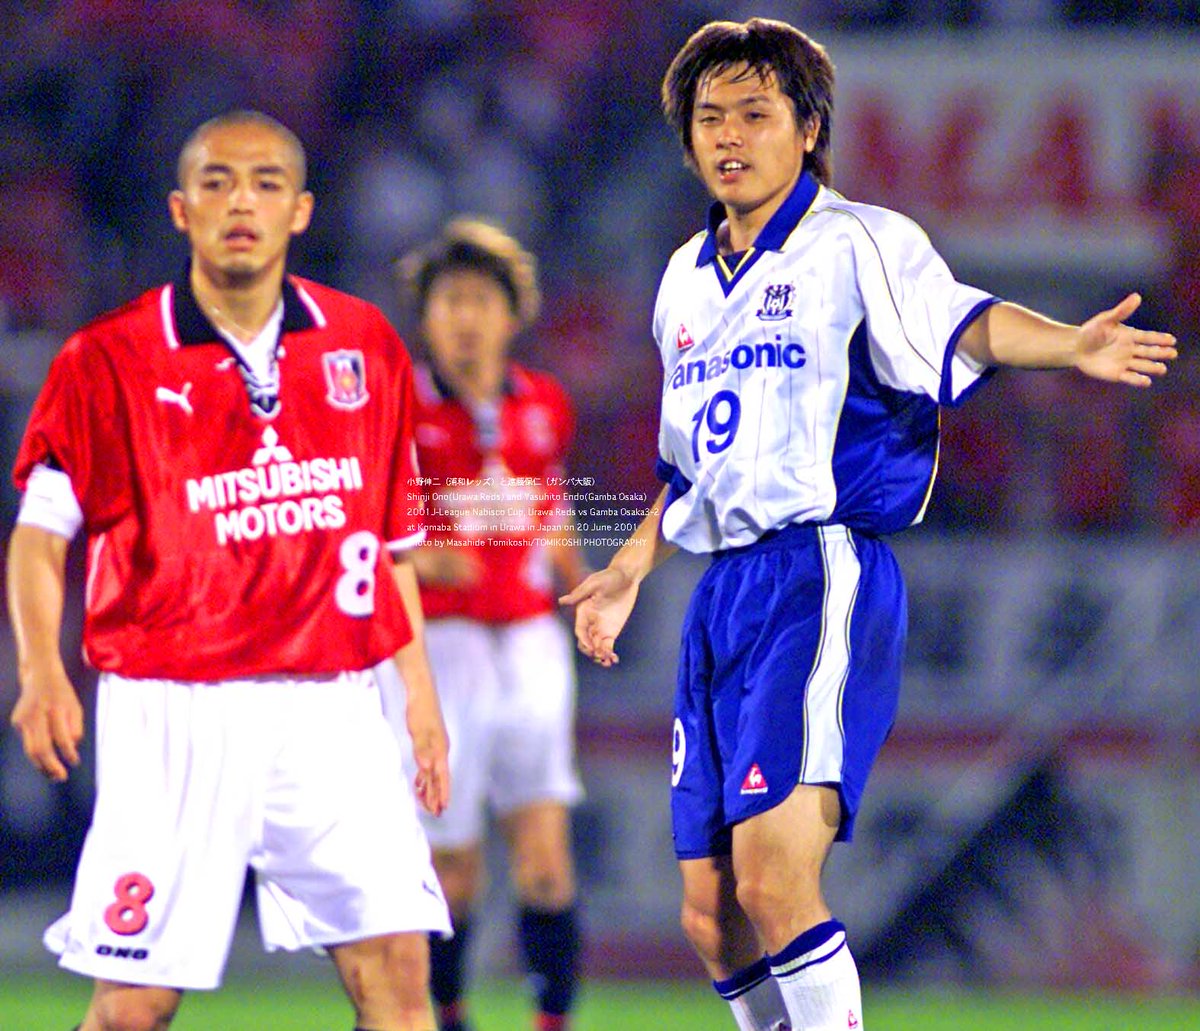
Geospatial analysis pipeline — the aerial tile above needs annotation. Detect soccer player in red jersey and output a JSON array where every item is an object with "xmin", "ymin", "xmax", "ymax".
[
  {"xmin": 7, "ymin": 110, "xmax": 451, "ymax": 1031},
  {"xmin": 387, "ymin": 220, "xmax": 587, "ymax": 1031}
]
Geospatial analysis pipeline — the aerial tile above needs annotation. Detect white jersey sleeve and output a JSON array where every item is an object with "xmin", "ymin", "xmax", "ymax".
[{"xmin": 837, "ymin": 203, "xmax": 994, "ymax": 405}]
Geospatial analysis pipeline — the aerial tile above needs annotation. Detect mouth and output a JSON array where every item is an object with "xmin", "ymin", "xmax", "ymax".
[
  {"xmin": 716, "ymin": 159, "xmax": 749, "ymax": 183},
  {"xmin": 224, "ymin": 226, "xmax": 260, "ymax": 249}
]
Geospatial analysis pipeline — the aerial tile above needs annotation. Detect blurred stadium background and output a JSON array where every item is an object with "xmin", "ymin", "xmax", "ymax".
[{"xmin": 2, "ymin": 0, "xmax": 1200, "ymax": 1026}]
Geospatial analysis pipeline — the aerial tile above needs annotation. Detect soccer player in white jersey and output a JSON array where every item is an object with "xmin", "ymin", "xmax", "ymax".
[
  {"xmin": 7, "ymin": 110, "xmax": 451, "ymax": 1031},
  {"xmin": 561, "ymin": 19, "xmax": 1178, "ymax": 1031}
]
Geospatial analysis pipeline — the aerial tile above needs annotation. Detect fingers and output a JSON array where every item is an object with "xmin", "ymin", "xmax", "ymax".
[
  {"xmin": 13, "ymin": 707, "xmax": 80, "ymax": 783},
  {"xmin": 414, "ymin": 755, "xmax": 450, "ymax": 816},
  {"xmin": 52, "ymin": 704, "xmax": 83, "ymax": 769},
  {"xmin": 1128, "ymin": 357, "xmax": 1171, "ymax": 378},
  {"xmin": 19, "ymin": 722, "xmax": 69, "ymax": 782},
  {"xmin": 1107, "ymin": 291, "xmax": 1142, "ymax": 323}
]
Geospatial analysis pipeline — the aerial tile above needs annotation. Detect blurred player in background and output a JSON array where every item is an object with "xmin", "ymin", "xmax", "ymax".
[
  {"xmin": 387, "ymin": 219, "xmax": 587, "ymax": 1031},
  {"xmin": 7, "ymin": 110, "xmax": 450, "ymax": 1031},
  {"xmin": 562, "ymin": 18, "xmax": 1178, "ymax": 1031}
]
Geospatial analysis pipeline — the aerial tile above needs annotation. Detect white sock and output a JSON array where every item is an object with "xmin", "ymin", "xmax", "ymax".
[
  {"xmin": 769, "ymin": 919, "xmax": 863, "ymax": 1031},
  {"xmin": 713, "ymin": 956, "xmax": 791, "ymax": 1031}
]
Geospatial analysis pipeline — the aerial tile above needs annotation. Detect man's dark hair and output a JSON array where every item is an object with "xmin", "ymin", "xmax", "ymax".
[
  {"xmin": 397, "ymin": 218, "xmax": 541, "ymax": 327},
  {"xmin": 662, "ymin": 18, "xmax": 835, "ymax": 185}
]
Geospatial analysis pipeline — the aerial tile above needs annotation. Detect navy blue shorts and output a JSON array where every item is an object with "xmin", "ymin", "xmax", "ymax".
[{"xmin": 670, "ymin": 524, "xmax": 905, "ymax": 860}]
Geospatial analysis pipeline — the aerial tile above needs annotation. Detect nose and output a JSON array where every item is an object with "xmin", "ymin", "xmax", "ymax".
[
  {"xmin": 228, "ymin": 179, "xmax": 256, "ymax": 211},
  {"xmin": 716, "ymin": 119, "xmax": 742, "ymax": 148}
]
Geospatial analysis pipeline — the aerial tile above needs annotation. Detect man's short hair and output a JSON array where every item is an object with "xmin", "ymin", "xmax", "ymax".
[
  {"xmin": 176, "ymin": 110, "xmax": 308, "ymax": 190},
  {"xmin": 661, "ymin": 18, "xmax": 835, "ymax": 186},
  {"xmin": 398, "ymin": 218, "xmax": 541, "ymax": 328}
]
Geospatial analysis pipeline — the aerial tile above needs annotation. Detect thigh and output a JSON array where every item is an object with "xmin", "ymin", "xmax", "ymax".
[
  {"xmin": 385, "ymin": 619, "xmax": 502, "ymax": 850},
  {"xmin": 489, "ymin": 615, "xmax": 583, "ymax": 816},
  {"xmin": 255, "ymin": 672, "xmax": 451, "ymax": 952},
  {"xmin": 670, "ymin": 572, "xmax": 729, "ymax": 860},
  {"xmin": 48, "ymin": 676, "xmax": 262, "ymax": 991},
  {"xmin": 718, "ymin": 528, "xmax": 903, "ymax": 843}
]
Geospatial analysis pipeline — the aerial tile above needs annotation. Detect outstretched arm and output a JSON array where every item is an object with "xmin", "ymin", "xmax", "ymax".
[
  {"xmin": 559, "ymin": 484, "xmax": 676, "ymax": 667},
  {"xmin": 389, "ymin": 553, "xmax": 450, "ymax": 816},
  {"xmin": 7, "ymin": 524, "xmax": 82, "ymax": 782},
  {"xmin": 957, "ymin": 293, "xmax": 1178, "ymax": 386}
]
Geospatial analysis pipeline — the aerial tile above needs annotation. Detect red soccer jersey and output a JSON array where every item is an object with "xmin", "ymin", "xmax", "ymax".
[
  {"xmin": 413, "ymin": 362, "xmax": 574, "ymax": 623},
  {"xmin": 14, "ymin": 273, "xmax": 424, "ymax": 680}
]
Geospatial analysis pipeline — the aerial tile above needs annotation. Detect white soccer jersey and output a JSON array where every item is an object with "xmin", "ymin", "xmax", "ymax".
[{"xmin": 652, "ymin": 172, "xmax": 997, "ymax": 553}]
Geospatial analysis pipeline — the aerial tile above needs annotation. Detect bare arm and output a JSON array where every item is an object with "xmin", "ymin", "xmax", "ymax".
[
  {"xmin": 559, "ymin": 483, "xmax": 676, "ymax": 667},
  {"xmin": 388, "ymin": 553, "xmax": 450, "ymax": 816},
  {"xmin": 957, "ymin": 293, "xmax": 1178, "ymax": 386},
  {"xmin": 7, "ymin": 523, "xmax": 82, "ymax": 782}
]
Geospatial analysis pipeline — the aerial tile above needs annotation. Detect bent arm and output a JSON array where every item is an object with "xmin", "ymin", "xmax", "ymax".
[
  {"xmin": 389, "ymin": 552, "xmax": 450, "ymax": 816},
  {"xmin": 7, "ymin": 523, "xmax": 83, "ymax": 781},
  {"xmin": 956, "ymin": 293, "xmax": 1177, "ymax": 386}
]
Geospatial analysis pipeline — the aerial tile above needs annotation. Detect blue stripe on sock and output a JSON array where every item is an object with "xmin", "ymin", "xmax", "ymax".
[
  {"xmin": 713, "ymin": 955, "xmax": 772, "ymax": 1000},
  {"xmin": 768, "ymin": 918, "xmax": 846, "ymax": 970}
]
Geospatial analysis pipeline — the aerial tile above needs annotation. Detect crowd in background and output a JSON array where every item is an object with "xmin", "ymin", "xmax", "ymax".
[{"xmin": 2, "ymin": 0, "xmax": 1200, "ymax": 537}]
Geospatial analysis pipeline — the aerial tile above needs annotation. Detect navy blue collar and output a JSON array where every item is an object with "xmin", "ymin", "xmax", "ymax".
[
  {"xmin": 171, "ymin": 264, "xmax": 317, "ymax": 346},
  {"xmin": 696, "ymin": 170, "xmax": 820, "ymax": 268}
]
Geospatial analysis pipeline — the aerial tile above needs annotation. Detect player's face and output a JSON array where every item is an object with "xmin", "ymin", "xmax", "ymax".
[
  {"xmin": 169, "ymin": 122, "xmax": 312, "ymax": 290},
  {"xmin": 690, "ymin": 65, "xmax": 818, "ymax": 236},
  {"xmin": 422, "ymin": 269, "xmax": 520, "ymax": 389}
]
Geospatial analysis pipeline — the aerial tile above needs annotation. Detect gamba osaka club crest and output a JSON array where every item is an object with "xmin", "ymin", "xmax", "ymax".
[
  {"xmin": 756, "ymin": 283, "xmax": 794, "ymax": 322},
  {"xmin": 323, "ymin": 350, "xmax": 369, "ymax": 410}
]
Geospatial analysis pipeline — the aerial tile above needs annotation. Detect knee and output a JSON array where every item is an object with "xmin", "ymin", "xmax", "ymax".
[
  {"xmin": 735, "ymin": 866, "xmax": 825, "ymax": 942},
  {"xmin": 512, "ymin": 857, "xmax": 575, "ymax": 911},
  {"xmin": 433, "ymin": 848, "xmax": 484, "ymax": 917},
  {"xmin": 679, "ymin": 897, "xmax": 722, "ymax": 963},
  {"xmin": 341, "ymin": 934, "xmax": 430, "ymax": 1015},
  {"xmin": 90, "ymin": 990, "xmax": 179, "ymax": 1031}
]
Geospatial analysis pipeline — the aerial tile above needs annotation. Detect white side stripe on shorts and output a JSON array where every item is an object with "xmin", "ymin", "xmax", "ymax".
[{"xmin": 799, "ymin": 526, "xmax": 859, "ymax": 786}]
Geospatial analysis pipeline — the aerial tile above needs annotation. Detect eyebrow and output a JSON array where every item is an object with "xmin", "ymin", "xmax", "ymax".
[
  {"xmin": 695, "ymin": 93, "xmax": 773, "ymax": 111},
  {"xmin": 198, "ymin": 162, "xmax": 290, "ymax": 177}
]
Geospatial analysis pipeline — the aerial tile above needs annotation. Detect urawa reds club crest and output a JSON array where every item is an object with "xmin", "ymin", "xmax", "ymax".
[{"xmin": 323, "ymin": 350, "xmax": 369, "ymax": 410}]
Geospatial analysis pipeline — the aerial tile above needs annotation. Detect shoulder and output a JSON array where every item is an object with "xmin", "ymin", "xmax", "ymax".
[
  {"xmin": 288, "ymin": 276, "xmax": 391, "ymax": 333},
  {"xmin": 51, "ymin": 285, "xmax": 165, "ymax": 370},
  {"xmin": 806, "ymin": 189, "xmax": 934, "ymax": 253},
  {"xmin": 509, "ymin": 363, "xmax": 572, "ymax": 411},
  {"xmin": 290, "ymin": 276, "xmax": 412, "ymax": 379},
  {"xmin": 662, "ymin": 230, "xmax": 707, "ymax": 281}
]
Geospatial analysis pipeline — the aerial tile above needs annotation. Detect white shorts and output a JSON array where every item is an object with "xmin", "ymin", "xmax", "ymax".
[
  {"xmin": 382, "ymin": 614, "xmax": 583, "ymax": 851},
  {"xmin": 45, "ymin": 670, "xmax": 451, "ymax": 990}
]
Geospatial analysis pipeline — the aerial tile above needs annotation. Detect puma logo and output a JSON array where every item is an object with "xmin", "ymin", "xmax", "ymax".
[{"xmin": 156, "ymin": 382, "xmax": 194, "ymax": 415}]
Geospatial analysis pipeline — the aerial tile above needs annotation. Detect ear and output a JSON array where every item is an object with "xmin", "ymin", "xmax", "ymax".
[
  {"xmin": 291, "ymin": 191, "xmax": 314, "ymax": 236},
  {"xmin": 803, "ymin": 115, "xmax": 821, "ymax": 154},
  {"xmin": 168, "ymin": 190, "xmax": 188, "ymax": 233}
]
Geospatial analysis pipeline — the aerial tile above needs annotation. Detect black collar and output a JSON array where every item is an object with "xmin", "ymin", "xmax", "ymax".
[
  {"xmin": 171, "ymin": 264, "xmax": 318, "ymax": 346},
  {"xmin": 429, "ymin": 366, "xmax": 516, "ymax": 403}
]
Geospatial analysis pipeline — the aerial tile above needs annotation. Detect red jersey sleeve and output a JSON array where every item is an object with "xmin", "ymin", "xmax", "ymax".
[
  {"xmin": 383, "ymin": 331, "xmax": 425, "ymax": 551},
  {"xmin": 13, "ymin": 333, "xmax": 133, "ymax": 532}
]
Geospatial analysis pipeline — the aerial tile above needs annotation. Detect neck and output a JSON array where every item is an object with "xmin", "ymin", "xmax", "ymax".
[
  {"xmin": 191, "ymin": 266, "xmax": 285, "ymax": 344},
  {"xmin": 721, "ymin": 169, "xmax": 805, "ymax": 254},
  {"xmin": 443, "ymin": 364, "xmax": 505, "ymax": 406},
  {"xmin": 723, "ymin": 201, "xmax": 780, "ymax": 254}
]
